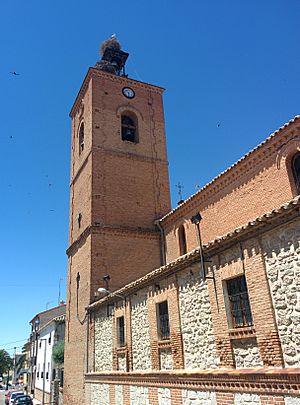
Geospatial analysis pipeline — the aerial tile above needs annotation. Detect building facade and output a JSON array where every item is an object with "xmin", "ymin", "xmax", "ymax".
[
  {"xmin": 29, "ymin": 303, "xmax": 65, "ymax": 403},
  {"xmin": 64, "ymin": 37, "xmax": 300, "ymax": 404}
]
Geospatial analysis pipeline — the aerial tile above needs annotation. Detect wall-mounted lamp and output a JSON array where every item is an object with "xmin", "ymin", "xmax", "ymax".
[
  {"xmin": 190, "ymin": 211, "xmax": 219, "ymax": 311},
  {"xmin": 97, "ymin": 287, "xmax": 125, "ymax": 301},
  {"xmin": 190, "ymin": 212, "xmax": 206, "ymax": 279}
]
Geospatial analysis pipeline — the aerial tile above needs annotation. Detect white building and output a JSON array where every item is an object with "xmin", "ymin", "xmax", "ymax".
[{"xmin": 29, "ymin": 304, "xmax": 65, "ymax": 404}]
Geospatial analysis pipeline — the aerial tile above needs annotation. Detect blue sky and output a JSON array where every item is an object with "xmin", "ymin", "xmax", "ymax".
[{"xmin": 1, "ymin": 0, "xmax": 300, "ymax": 355}]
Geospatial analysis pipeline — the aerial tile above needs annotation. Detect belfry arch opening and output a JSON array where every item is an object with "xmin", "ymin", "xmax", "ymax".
[{"xmin": 121, "ymin": 113, "xmax": 138, "ymax": 143}]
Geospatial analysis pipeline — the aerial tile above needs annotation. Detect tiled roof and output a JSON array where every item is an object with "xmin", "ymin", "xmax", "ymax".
[
  {"xmin": 160, "ymin": 115, "xmax": 300, "ymax": 222},
  {"xmin": 89, "ymin": 195, "xmax": 300, "ymax": 310}
]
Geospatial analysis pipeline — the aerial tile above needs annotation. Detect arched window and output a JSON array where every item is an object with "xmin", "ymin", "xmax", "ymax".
[
  {"xmin": 121, "ymin": 114, "xmax": 138, "ymax": 143},
  {"xmin": 178, "ymin": 225, "xmax": 187, "ymax": 255},
  {"xmin": 79, "ymin": 122, "xmax": 84, "ymax": 153},
  {"xmin": 292, "ymin": 153, "xmax": 300, "ymax": 195}
]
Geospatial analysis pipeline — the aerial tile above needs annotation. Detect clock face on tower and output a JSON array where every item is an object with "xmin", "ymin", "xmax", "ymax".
[{"xmin": 122, "ymin": 87, "xmax": 135, "ymax": 99}]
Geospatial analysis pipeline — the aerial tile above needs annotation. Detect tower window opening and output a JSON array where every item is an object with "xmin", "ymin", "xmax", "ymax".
[
  {"xmin": 121, "ymin": 115, "xmax": 137, "ymax": 143},
  {"xmin": 292, "ymin": 152, "xmax": 300, "ymax": 195},
  {"xmin": 79, "ymin": 122, "xmax": 84, "ymax": 153},
  {"xmin": 178, "ymin": 225, "xmax": 187, "ymax": 255}
]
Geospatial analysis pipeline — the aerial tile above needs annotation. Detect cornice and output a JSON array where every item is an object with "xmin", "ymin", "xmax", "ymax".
[
  {"xmin": 85, "ymin": 368, "xmax": 300, "ymax": 395},
  {"xmin": 88, "ymin": 196, "xmax": 300, "ymax": 311},
  {"xmin": 70, "ymin": 68, "xmax": 165, "ymax": 118},
  {"xmin": 66, "ymin": 224, "xmax": 159, "ymax": 257},
  {"xmin": 160, "ymin": 116, "xmax": 300, "ymax": 226},
  {"xmin": 70, "ymin": 147, "xmax": 168, "ymax": 187}
]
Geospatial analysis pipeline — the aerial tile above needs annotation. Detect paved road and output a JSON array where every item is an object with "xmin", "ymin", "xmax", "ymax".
[{"xmin": 0, "ymin": 391, "xmax": 5, "ymax": 405}]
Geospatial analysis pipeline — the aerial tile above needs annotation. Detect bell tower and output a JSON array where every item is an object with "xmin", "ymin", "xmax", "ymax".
[{"xmin": 64, "ymin": 37, "xmax": 171, "ymax": 404}]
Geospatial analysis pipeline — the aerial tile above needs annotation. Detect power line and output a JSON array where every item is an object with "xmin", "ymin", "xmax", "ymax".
[{"xmin": 0, "ymin": 338, "xmax": 27, "ymax": 347}]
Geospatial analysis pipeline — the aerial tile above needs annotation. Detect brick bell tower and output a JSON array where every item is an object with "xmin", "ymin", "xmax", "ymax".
[{"xmin": 64, "ymin": 36, "xmax": 171, "ymax": 404}]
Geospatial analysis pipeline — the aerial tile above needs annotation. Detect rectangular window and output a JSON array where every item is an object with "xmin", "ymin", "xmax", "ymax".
[
  {"xmin": 157, "ymin": 301, "xmax": 170, "ymax": 340},
  {"xmin": 117, "ymin": 316, "xmax": 125, "ymax": 347},
  {"xmin": 226, "ymin": 275, "xmax": 253, "ymax": 328}
]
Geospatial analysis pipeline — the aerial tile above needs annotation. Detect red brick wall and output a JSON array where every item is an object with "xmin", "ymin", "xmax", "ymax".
[
  {"xmin": 163, "ymin": 122, "xmax": 300, "ymax": 262},
  {"xmin": 64, "ymin": 69, "xmax": 171, "ymax": 404}
]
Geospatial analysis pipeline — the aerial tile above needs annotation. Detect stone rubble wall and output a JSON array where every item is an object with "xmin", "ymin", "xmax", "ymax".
[
  {"xmin": 117, "ymin": 353, "xmax": 127, "ymax": 371},
  {"xmin": 182, "ymin": 389, "xmax": 217, "ymax": 404},
  {"xmin": 115, "ymin": 385, "xmax": 123, "ymax": 404},
  {"xmin": 262, "ymin": 220, "xmax": 300, "ymax": 367},
  {"xmin": 159, "ymin": 348, "xmax": 173, "ymax": 370},
  {"xmin": 130, "ymin": 385, "xmax": 149, "ymax": 405},
  {"xmin": 232, "ymin": 338, "xmax": 263, "ymax": 368},
  {"xmin": 94, "ymin": 307, "xmax": 113, "ymax": 371},
  {"xmin": 86, "ymin": 383, "xmax": 300, "ymax": 405},
  {"xmin": 284, "ymin": 396, "xmax": 300, "ymax": 404},
  {"xmin": 90, "ymin": 383, "xmax": 109, "ymax": 405},
  {"xmin": 158, "ymin": 387, "xmax": 171, "ymax": 405},
  {"xmin": 178, "ymin": 265, "xmax": 220, "ymax": 369},
  {"xmin": 234, "ymin": 392, "xmax": 260, "ymax": 405},
  {"xmin": 131, "ymin": 289, "xmax": 152, "ymax": 371}
]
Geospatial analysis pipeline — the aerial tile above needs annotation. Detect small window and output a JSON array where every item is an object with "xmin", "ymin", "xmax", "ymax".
[
  {"xmin": 226, "ymin": 275, "xmax": 253, "ymax": 328},
  {"xmin": 46, "ymin": 372, "xmax": 49, "ymax": 380},
  {"xmin": 39, "ymin": 341, "xmax": 41, "ymax": 348},
  {"xmin": 79, "ymin": 122, "xmax": 84, "ymax": 153},
  {"xmin": 48, "ymin": 335, "xmax": 51, "ymax": 344},
  {"xmin": 117, "ymin": 316, "xmax": 125, "ymax": 347},
  {"xmin": 292, "ymin": 152, "xmax": 300, "ymax": 194},
  {"xmin": 37, "ymin": 372, "xmax": 39, "ymax": 379},
  {"xmin": 178, "ymin": 225, "xmax": 187, "ymax": 255},
  {"xmin": 121, "ymin": 115, "xmax": 137, "ymax": 143},
  {"xmin": 157, "ymin": 301, "xmax": 170, "ymax": 340},
  {"xmin": 41, "ymin": 371, "xmax": 44, "ymax": 379}
]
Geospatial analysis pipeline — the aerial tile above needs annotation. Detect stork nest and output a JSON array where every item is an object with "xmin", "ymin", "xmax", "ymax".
[{"xmin": 100, "ymin": 38, "xmax": 121, "ymax": 55}]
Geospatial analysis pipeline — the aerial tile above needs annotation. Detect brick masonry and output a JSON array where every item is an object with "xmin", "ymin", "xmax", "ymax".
[{"xmin": 65, "ymin": 42, "xmax": 300, "ymax": 405}]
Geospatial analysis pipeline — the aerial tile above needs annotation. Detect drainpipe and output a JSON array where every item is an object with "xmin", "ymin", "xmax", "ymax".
[{"xmin": 154, "ymin": 219, "xmax": 166, "ymax": 266}]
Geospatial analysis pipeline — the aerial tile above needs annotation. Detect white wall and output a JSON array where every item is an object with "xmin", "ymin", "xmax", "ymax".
[{"xmin": 35, "ymin": 324, "xmax": 55, "ymax": 394}]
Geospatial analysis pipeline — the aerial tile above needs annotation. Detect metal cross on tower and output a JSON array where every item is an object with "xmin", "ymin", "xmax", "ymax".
[{"xmin": 175, "ymin": 182, "xmax": 184, "ymax": 204}]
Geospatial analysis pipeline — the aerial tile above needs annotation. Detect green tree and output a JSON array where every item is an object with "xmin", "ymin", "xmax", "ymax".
[
  {"xmin": 0, "ymin": 350, "xmax": 13, "ymax": 375},
  {"xmin": 52, "ymin": 341, "xmax": 64, "ymax": 365},
  {"xmin": 16, "ymin": 354, "xmax": 25, "ymax": 374}
]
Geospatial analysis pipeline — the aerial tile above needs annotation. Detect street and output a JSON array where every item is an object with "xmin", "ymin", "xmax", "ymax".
[{"xmin": 0, "ymin": 391, "xmax": 4, "ymax": 405}]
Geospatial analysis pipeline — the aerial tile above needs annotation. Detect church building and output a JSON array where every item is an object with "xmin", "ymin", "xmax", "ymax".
[{"xmin": 64, "ymin": 37, "xmax": 300, "ymax": 405}]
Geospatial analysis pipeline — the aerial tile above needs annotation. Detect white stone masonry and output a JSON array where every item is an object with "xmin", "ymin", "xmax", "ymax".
[
  {"xmin": 262, "ymin": 220, "xmax": 300, "ymax": 367},
  {"xmin": 178, "ymin": 265, "xmax": 219, "ymax": 370}
]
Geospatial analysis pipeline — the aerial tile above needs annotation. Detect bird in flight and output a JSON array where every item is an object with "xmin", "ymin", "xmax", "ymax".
[{"xmin": 10, "ymin": 71, "xmax": 20, "ymax": 76}]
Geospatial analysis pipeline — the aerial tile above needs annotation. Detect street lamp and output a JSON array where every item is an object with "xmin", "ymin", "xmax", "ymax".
[
  {"xmin": 190, "ymin": 212, "xmax": 206, "ymax": 279},
  {"xmin": 190, "ymin": 212, "xmax": 219, "ymax": 311},
  {"xmin": 97, "ymin": 288, "xmax": 125, "ymax": 300}
]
